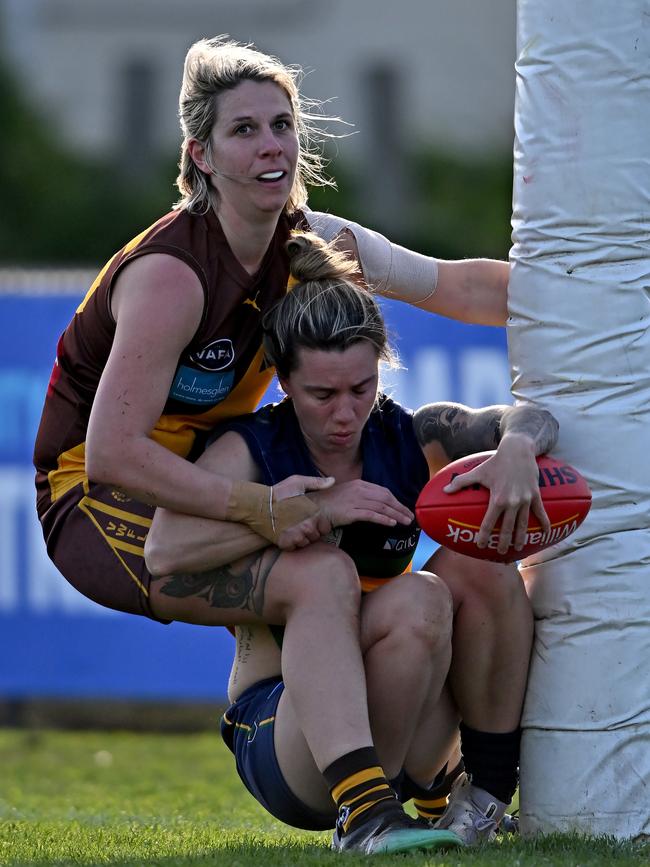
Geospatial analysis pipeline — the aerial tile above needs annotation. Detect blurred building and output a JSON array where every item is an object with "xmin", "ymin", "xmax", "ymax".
[{"xmin": 1, "ymin": 0, "xmax": 516, "ymax": 231}]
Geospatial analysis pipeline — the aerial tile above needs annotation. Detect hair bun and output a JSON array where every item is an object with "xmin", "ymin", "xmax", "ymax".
[
  {"xmin": 285, "ymin": 231, "xmax": 358, "ymax": 284},
  {"xmin": 285, "ymin": 235, "xmax": 310, "ymax": 259}
]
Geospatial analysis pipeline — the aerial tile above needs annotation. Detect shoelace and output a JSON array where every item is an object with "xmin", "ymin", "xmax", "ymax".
[
  {"xmin": 448, "ymin": 804, "xmax": 496, "ymax": 834},
  {"xmin": 472, "ymin": 814, "xmax": 497, "ymax": 833}
]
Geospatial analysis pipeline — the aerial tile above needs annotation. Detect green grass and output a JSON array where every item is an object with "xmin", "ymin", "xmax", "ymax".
[{"xmin": 0, "ymin": 729, "xmax": 647, "ymax": 866}]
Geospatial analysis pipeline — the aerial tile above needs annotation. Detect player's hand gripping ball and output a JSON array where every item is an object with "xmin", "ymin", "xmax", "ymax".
[{"xmin": 416, "ymin": 452, "xmax": 592, "ymax": 562}]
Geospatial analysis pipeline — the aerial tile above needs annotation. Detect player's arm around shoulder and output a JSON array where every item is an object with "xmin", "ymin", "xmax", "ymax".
[
  {"xmin": 433, "ymin": 259, "xmax": 509, "ymax": 326},
  {"xmin": 305, "ymin": 208, "xmax": 508, "ymax": 326},
  {"xmin": 145, "ymin": 430, "xmax": 265, "ymax": 577}
]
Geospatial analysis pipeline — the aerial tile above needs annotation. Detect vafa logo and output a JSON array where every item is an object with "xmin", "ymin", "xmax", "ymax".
[{"xmin": 191, "ymin": 339, "xmax": 234, "ymax": 371}]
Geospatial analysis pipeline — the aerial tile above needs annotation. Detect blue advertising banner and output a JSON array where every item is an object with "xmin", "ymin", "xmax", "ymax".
[{"xmin": 0, "ymin": 291, "xmax": 510, "ymax": 701}]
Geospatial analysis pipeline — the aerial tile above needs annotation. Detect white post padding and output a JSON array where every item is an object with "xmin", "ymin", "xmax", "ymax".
[{"xmin": 510, "ymin": 1, "xmax": 650, "ymax": 839}]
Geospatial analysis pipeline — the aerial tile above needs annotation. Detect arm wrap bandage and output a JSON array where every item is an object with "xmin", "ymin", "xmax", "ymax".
[
  {"xmin": 226, "ymin": 480, "xmax": 320, "ymax": 545},
  {"xmin": 305, "ymin": 208, "xmax": 439, "ymax": 304}
]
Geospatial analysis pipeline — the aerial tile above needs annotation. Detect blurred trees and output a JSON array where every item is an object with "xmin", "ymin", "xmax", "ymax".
[
  {"xmin": 0, "ymin": 60, "xmax": 512, "ymax": 267},
  {"xmin": 310, "ymin": 149, "xmax": 513, "ymax": 262},
  {"xmin": 410, "ymin": 150, "xmax": 513, "ymax": 260},
  {"xmin": 0, "ymin": 61, "xmax": 175, "ymax": 266}
]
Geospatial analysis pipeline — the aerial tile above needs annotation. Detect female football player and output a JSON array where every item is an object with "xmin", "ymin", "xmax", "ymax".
[{"xmin": 145, "ymin": 232, "xmax": 559, "ymax": 850}]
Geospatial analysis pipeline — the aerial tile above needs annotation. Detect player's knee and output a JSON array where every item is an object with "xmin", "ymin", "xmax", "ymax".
[
  {"xmin": 385, "ymin": 573, "xmax": 453, "ymax": 653},
  {"xmin": 473, "ymin": 560, "xmax": 529, "ymax": 611},
  {"xmin": 281, "ymin": 543, "xmax": 361, "ymax": 614},
  {"xmin": 313, "ymin": 547, "xmax": 361, "ymax": 614},
  {"xmin": 446, "ymin": 553, "xmax": 527, "ymax": 612}
]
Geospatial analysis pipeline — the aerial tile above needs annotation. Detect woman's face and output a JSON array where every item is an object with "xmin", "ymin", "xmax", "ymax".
[
  {"xmin": 279, "ymin": 342, "xmax": 380, "ymax": 458},
  {"xmin": 206, "ymin": 79, "xmax": 299, "ymax": 222}
]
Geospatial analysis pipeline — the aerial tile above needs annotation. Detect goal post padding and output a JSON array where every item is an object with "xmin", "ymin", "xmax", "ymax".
[{"xmin": 510, "ymin": 0, "xmax": 650, "ymax": 839}]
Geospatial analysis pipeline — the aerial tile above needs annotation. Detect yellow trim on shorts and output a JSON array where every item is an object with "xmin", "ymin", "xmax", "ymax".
[
  {"xmin": 77, "ymin": 496, "xmax": 150, "ymax": 597},
  {"xmin": 80, "ymin": 497, "xmax": 153, "ymax": 527},
  {"xmin": 232, "ymin": 716, "xmax": 275, "ymax": 734}
]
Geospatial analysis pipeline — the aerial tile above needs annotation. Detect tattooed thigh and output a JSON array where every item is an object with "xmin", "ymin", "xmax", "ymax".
[{"xmin": 157, "ymin": 548, "xmax": 281, "ymax": 618}]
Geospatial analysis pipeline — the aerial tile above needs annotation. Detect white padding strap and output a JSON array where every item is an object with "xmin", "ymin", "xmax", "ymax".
[{"xmin": 305, "ymin": 208, "xmax": 439, "ymax": 304}]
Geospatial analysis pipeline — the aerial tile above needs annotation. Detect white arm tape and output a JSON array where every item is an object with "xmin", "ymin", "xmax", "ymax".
[{"xmin": 304, "ymin": 208, "xmax": 439, "ymax": 304}]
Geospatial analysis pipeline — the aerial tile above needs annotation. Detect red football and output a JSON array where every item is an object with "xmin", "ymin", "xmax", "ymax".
[{"xmin": 416, "ymin": 452, "xmax": 592, "ymax": 562}]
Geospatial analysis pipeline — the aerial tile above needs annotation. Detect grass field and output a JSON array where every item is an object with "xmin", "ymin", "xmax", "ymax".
[{"xmin": 1, "ymin": 728, "xmax": 647, "ymax": 866}]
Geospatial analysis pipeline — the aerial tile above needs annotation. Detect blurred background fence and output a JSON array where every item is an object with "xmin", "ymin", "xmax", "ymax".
[{"xmin": 0, "ymin": 0, "xmax": 515, "ymax": 722}]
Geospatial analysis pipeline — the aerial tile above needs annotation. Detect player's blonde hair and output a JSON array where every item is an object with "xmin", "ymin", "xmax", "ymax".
[
  {"xmin": 175, "ymin": 35, "xmax": 336, "ymax": 214},
  {"xmin": 263, "ymin": 232, "xmax": 397, "ymax": 378}
]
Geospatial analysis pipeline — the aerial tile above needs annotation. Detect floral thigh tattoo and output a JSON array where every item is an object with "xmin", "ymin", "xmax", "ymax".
[{"xmin": 158, "ymin": 549, "xmax": 281, "ymax": 617}]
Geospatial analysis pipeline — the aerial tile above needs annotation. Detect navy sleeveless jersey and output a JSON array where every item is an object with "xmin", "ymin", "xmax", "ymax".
[{"xmin": 216, "ymin": 394, "xmax": 430, "ymax": 588}]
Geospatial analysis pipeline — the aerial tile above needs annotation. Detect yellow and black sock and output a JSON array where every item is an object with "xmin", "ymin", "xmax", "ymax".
[
  {"xmin": 405, "ymin": 760, "xmax": 465, "ymax": 822},
  {"xmin": 323, "ymin": 746, "xmax": 403, "ymax": 837},
  {"xmin": 413, "ymin": 793, "xmax": 448, "ymax": 822}
]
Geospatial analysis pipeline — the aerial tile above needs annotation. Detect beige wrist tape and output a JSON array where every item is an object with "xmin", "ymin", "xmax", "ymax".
[
  {"xmin": 305, "ymin": 207, "xmax": 439, "ymax": 304},
  {"xmin": 226, "ymin": 480, "xmax": 319, "ymax": 544}
]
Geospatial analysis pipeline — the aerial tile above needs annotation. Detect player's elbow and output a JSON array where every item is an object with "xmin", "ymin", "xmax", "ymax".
[
  {"xmin": 144, "ymin": 525, "xmax": 175, "ymax": 578},
  {"xmin": 85, "ymin": 436, "xmax": 120, "ymax": 485},
  {"xmin": 86, "ymin": 428, "xmax": 140, "ymax": 487}
]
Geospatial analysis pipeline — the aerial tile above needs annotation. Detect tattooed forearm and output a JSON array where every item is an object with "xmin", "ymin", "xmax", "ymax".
[
  {"xmin": 499, "ymin": 406, "xmax": 559, "ymax": 454},
  {"xmin": 414, "ymin": 401, "xmax": 560, "ymax": 461},
  {"xmin": 413, "ymin": 402, "xmax": 501, "ymax": 460},
  {"xmin": 160, "ymin": 548, "xmax": 281, "ymax": 617}
]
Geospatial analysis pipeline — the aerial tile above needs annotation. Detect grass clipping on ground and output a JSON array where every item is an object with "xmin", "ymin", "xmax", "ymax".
[{"xmin": 0, "ymin": 729, "xmax": 646, "ymax": 866}]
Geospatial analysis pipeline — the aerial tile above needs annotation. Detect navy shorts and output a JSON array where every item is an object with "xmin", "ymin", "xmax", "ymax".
[{"xmin": 220, "ymin": 677, "xmax": 335, "ymax": 831}]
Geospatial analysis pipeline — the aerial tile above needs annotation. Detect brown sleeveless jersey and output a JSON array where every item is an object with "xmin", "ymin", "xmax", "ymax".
[{"xmin": 33, "ymin": 206, "xmax": 303, "ymax": 516}]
